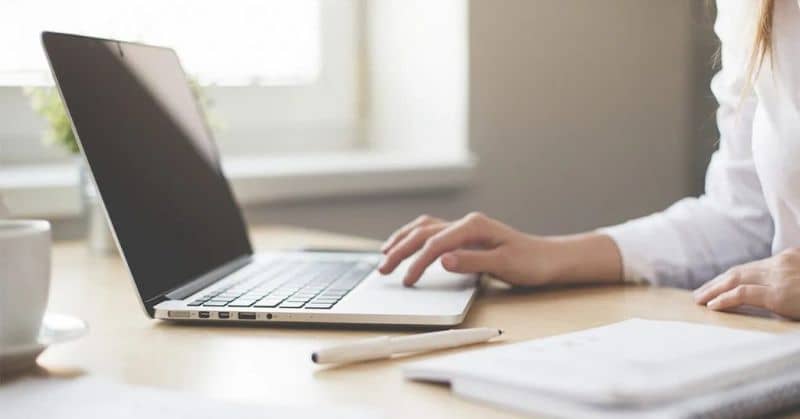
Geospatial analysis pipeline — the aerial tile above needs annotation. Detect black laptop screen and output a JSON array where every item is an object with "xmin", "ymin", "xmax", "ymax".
[{"xmin": 43, "ymin": 33, "xmax": 252, "ymax": 303}]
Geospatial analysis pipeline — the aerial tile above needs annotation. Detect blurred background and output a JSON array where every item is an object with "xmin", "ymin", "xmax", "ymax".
[{"xmin": 0, "ymin": 0, "xmax": 719, "ymax": 243}]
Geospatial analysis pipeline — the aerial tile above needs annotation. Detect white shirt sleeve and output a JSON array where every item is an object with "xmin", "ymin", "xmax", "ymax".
[{"xmin": 599, "ymin": 0, "xmax": 773, "ymax": 290}]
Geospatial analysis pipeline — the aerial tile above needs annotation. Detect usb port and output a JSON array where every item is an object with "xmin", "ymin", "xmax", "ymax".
[
  {"xmin": 198, "ymin": 311, "xmax": 210, "ymax": 319},
  {"xmin": 238, "ymin": 312, "xmax": 256, "ymax": 320},
  {"xmin": 218, "ymin": 312, "xmax": 230, "ymax": 319}
]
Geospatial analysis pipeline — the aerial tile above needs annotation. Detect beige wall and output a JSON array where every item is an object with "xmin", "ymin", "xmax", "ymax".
[{"xmin": 242, "ymin": 0, "xmax": 697, "ymax": 241}]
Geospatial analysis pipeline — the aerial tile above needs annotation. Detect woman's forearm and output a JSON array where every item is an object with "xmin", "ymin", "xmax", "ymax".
[{"xmin": 546, "ymin": 233, "xmax": 624, "ymax": 285}]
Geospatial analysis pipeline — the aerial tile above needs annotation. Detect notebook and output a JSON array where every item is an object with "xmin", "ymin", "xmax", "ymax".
[{"xmin": 404, "ymin": 318, "xmax": 800, "ymax": 418}]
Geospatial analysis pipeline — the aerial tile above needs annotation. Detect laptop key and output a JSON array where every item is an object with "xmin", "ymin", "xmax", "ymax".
[
  {"xmin": 280, "ymin": 301, "xmax": 306, "ymax": 308},
  {"xmin": 253, "ymin": 301, "xmax": 280, "ymax": 308},
  {"xmin": 305, "ymin": 303, "xmax": 334, "ymax": 309},
  {"xmin": 213, "ymin": 298, "xmax": 237, "ymax": 303},
  {"xmin": 206, "ymin": 297, "xmax": 233, "ymax": 302},
  {"xmin": 188, "ymin": 300, "xmax": 206, "ymax": 306},
  {"xmin": 286, "ymin": 298, "xmax": 311, "ymax": 304},
  {"xmin": 254, "ymin": 299, "xmax": 283, "ymax": 308},
  {"xmin": 203, "ymin": 301, "xmax": 229, "ymax": 307},
  {"xmin": 272, "ymin": 288, "xmax": 295, "ymax": 294},
  {"xmin": 228, "ymin": 300, "xmax": 257, "ymax": 307},
  {"xmin": 311, "ymin": 297, "xmax": 339, "ymax": 303},
  {"xmin": 312, "ymin": 294, "xmax": 339, "ymax": 299}
]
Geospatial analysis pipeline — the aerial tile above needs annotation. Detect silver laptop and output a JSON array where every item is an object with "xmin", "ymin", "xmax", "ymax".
[{"xmin": 42, "ymin": 32, "xmax": 478, "ymax": 326}]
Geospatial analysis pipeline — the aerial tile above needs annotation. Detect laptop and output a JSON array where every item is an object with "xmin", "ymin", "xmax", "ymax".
[{"xmin": 42, "ymin": 32, "xmax": 478, "ymax": 326}]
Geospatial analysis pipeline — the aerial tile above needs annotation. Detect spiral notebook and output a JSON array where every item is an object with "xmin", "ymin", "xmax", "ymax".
[{"xmin": 404, "ymin": 319, "xmax": 800, "ymax": 418}]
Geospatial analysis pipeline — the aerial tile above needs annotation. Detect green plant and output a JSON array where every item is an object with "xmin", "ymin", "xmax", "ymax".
[
  {"xmin": 188, "ymin": 77, "xmax": 225, "ymax": 134},
  {"xmin": 24, "ymin": 77, "xmax": 222, "ymax": 154},
  {"xmin": 24, "ymin": 86, "xmax": 79, "ymax": 153}
]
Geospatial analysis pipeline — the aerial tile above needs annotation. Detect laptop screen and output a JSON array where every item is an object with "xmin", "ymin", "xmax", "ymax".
[{"xmin": 43, "ymin": 32, "xmax": 253, "ymax": 304}]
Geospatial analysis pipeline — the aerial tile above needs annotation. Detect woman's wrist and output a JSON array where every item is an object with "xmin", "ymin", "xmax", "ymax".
[{"xmin": 545, "ymin": 233, "xmax": 624, "ymax": 285}]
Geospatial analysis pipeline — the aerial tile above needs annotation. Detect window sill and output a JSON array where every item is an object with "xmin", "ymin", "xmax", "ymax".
[{"xmin": 0, "ymin": 151, "xmax": 476, "ymax": 218}]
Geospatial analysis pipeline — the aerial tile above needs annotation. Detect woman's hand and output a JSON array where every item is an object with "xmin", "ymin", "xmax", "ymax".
[
  {"xmin": 694, "ymin": 248, "xmax": 800, "ymax": 319},
  {"xmin": 378, "ymin": 212, "xmax": 624, "ymax": 287}
]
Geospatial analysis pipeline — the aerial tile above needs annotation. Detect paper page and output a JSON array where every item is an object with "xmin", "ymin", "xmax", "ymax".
[
  {"xmin": 1, "ymin": 376, "xmax": 380, "ymax": 419},
  {"xmin": 452, "ymin": 358, "xmax": 800, "ymax": 419},
  {"xmin": 405, "ymin": 319, "xmax": 775, "ymax": 405}
]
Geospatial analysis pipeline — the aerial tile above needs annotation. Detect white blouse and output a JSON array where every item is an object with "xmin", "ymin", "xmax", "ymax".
[{"xmin": 602, "ymin": 0, "xmax": 800, "ymax": 289}]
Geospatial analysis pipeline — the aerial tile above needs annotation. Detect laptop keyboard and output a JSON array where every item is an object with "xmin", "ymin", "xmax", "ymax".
[{"xmin": 187, "ymin": 258, "xmax": 377, "ymax": 310}]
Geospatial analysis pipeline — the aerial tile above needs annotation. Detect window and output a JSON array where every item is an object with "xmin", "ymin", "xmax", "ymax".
[
  {"xmin": 0, "ymin": 0, "xmax": 359, "ymax": 164},
  {"xmin": 0, "ymin": 1, "xmax": 472, "ymax": 218},
  {"xmin": 0, "ymin": 0, "xmax": 321, "ymax": 86}
]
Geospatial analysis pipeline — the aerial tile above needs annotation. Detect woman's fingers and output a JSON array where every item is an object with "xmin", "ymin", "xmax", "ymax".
[
  {"xmin": 693, "ymin": 266, "xmax": 767, "ymax": 305},
  {"xmin": 694, "ymin": 259, "xmax": 762, "ymax": 295},
  {"xmin": 380, "ymin": 215, "xmax": 443, "ymax": 254},
  {"xmin": 441, "ymin": 249, "xmax": 503, "ymax": 275},
  {"xmin": 403, "ymin": 213, "xmax": 502, "ymax": 286},
  {"xmin": 378, "ymin": 223, "xmax": 447, "ymax": 274},
  {"xmin": 706, "ymin": 285, "xmax": 770, "ymax": 311}
]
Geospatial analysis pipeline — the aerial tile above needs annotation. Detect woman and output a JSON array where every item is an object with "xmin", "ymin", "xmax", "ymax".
[{"xmin": 379, "ymin": 0, "xmax": 800, "ymax": 320}]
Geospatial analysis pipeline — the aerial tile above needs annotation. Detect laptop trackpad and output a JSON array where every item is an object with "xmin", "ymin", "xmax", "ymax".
[{"xmin": 334, "ymin": 258, "xmax": 478, "ymax": 316}]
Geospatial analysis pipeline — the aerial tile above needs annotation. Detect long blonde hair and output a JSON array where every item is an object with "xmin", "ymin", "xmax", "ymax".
[{"xmin": 747, "ymin": 0, "xmax": 775, "ymax": 82}]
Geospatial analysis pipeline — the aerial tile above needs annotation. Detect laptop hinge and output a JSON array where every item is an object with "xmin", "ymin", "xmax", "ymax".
[{"xmin": 157, "ymin": 255, "xmax": 253, "ymax": 302}]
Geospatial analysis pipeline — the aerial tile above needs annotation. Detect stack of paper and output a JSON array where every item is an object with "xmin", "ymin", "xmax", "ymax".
[{"xmin": 404, "ymin": 319, "xmax": 800, "ymax": 418}]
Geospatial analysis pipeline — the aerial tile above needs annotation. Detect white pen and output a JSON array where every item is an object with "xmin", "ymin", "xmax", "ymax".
[{"xmin": 311, "ymin": 327, "xmax": 503, "ymax": 365}]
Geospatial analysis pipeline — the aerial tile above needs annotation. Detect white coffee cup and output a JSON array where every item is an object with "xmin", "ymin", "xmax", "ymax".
[{"xmin": 0, "ymin": 220, "xmax": 51, "ymax": 349}]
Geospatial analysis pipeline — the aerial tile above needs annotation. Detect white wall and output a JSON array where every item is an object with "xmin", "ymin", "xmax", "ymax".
[{"xmin": 241, "ymin": 0, "xmax": 695, "ymax": 240}]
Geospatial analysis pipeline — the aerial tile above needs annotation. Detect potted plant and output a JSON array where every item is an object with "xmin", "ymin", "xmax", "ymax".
[{"xmin": 24, "ymin": 78, "xmax": 220, "ymax": 254}]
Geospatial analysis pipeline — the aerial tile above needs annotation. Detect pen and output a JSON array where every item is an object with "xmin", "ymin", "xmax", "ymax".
[{"xmin": 311, "ymin": 327, "xmax": 503, "ymax": 365}]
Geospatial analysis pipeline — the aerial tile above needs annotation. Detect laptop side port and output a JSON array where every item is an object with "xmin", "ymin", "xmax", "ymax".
[
  {"xmin": 168, "ymin": 310, "xmax": 190, "ymax": 319},
  {"xmin": 198, "ymin": 311, "xmax": 210, "ymax": 319},
  {"xmin": 238, "ymin": 312, "xmax": 256, "ymax": 320},
  {"xmin": 218, "ymin": 312, "xmax": 230, "ymax": 319}
]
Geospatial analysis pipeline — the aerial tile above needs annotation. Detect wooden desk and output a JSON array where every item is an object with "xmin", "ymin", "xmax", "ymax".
[{"xmin": 28, "ymin": 226, "xmax": 800, "ymax": 417}]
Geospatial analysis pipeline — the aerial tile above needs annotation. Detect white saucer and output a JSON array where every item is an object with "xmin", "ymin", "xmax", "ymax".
[{"xmin": 0, "ymin": 313, "xmax": 88, "ymax": 373}]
